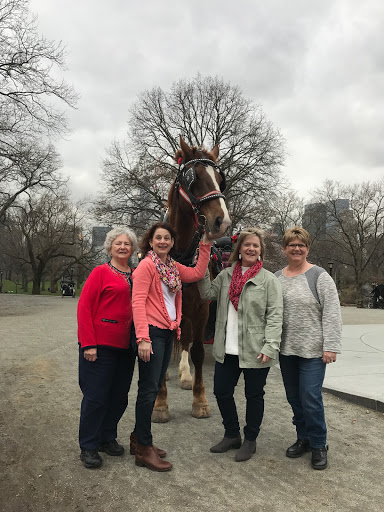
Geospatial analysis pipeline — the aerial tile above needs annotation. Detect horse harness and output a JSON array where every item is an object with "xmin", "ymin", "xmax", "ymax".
[
  {"xmin": 170, "ymin": 157, "xmax": 227, "ymax": 268},
  {"xmin": 175, "ymin": 158, "xmax": 226, "ymax": 226}
]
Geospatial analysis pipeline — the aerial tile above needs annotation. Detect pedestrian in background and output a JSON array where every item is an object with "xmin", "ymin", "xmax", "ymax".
[
  {"xmin": 276, "ymin": 226, "xmax": 342, "ymax": 470},
  {"xmin": 77, "ymin": 227, "xmax": 138, "ymax": 469}
]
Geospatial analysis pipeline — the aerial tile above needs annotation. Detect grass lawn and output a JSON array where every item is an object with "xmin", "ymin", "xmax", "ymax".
[{"xmin": 1, "ymin": 280, "xmax": 84, "ymax": 295}]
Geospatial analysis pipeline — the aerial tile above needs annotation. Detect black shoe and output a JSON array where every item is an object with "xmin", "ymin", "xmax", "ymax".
[
  {"xmin": 286, "ymin": 439, "xmax": 311, "ymax": 458},
  {"xmin": 311, "ymin": 446, "xmax": 328, "ymax": 470},
  {"xmin": 80, "ymin": 449, "xmax": 102, "ymax": 468},
  {"xmin": 99, "ymin": 440, "xmax": 125, "ymax": 456},
  {"xmin": 210, "ymin": 435, "xmax": 242, "ymax": 453}
]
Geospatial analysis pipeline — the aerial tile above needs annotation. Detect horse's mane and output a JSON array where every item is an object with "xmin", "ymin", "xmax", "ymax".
[{"xmin": 174, "ymin": 145, "xmax": 217, "ymax": 164}]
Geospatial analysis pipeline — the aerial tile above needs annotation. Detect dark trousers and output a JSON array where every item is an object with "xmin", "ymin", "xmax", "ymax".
[
  {"xmin": 134, "ymin": 326, "xmax": 173, "ymax": 446},
  {"xmin": 279, "ymin": 354, "xmax": 327, "ymax": 448},
  {"xmin": 78, "ymin": 345, "xmax": 136, "ymax": 450},
  {"xmin": 214, "ymin": 354, "xmax": 270, "ymax": 441}
]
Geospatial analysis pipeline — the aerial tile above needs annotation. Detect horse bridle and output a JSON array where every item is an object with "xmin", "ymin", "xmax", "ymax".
[
  {"xmin": 175, "ymin": 158, "xmax": 226, "ymax": 226},
  {"xmin": 168, "ymin": 157, "xmax": 227, "ymax": 266}
]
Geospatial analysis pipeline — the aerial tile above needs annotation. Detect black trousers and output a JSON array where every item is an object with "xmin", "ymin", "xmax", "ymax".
[
  {"xmin": 134, "ymin": 326, "xmax": 174, "ymax": 446},
  {"xmin": 78, "ymin": 345, "xmax": 136, "ymax": 450},
  {"xmin": 214, "ymin": 354, "xmax": 270, "ymax": 441}
]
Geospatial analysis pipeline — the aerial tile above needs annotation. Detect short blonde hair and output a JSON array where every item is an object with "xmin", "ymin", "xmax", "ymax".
[
  {"xmin": 282, "ymin": 226, "xmax": 311, "ymax": 249},
  {"xmin": 104, "ymin": 226, "xmax": 138, "ymax": 255},
  {"xmin": 229, "ymin": 227, "xmax": 266, "ymax": 264}
]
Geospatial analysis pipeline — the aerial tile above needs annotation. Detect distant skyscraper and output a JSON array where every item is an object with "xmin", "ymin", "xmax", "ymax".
[{"xmin": 303, "ymin": 199, "xmax": 350, "ymax": 239}]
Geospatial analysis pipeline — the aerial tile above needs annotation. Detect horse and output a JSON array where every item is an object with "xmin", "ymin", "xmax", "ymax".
[{"xmin": 152, "ymin": 136, "xmax": 231, "ymax": 422}]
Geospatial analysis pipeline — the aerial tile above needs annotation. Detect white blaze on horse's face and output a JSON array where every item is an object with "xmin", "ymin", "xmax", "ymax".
[{"xmin": 203, "ymin": 165, "xmax": 231, "ymax": 236}]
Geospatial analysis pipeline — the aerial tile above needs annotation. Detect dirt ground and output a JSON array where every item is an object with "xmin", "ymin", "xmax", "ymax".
[{"xmin": 0, "ymin": 295, "xmax": 383, "ymax": 512}]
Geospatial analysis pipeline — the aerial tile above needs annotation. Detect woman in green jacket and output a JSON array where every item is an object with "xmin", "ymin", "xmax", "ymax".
[{"xmin": 198, "ymin": 227, "xmax": 283, "ymax": 462}]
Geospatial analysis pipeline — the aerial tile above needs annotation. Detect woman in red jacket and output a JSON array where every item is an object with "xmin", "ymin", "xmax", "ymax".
[
  {"xmin": 77, "ymin": 227, "xmax": 138, "ymax": 469},
  {"xmin": 131, "ymin": 222, "xmax": 212, "ymax": 472}
]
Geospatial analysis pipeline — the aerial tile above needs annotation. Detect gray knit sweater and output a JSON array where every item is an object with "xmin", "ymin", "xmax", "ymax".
[{"xmin": 275, "ymin": 266, "xmax": 342, "ymax": 358}]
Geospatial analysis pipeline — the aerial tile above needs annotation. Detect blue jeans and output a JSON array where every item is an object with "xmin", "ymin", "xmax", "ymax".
[
  {"xmin": 279, "ymin": 354, "xmax": 327, "ymax": 448},
  {"xmin": 78, "ymin": 345, "xmax": 136, "ymax": 450},
  {"xmin": 134, "ymin": 325, "xmax": 174, "ymax": 446},
  {"xmin": 214, "ymin": 354, "xmax": 270, "ymax": 441}
]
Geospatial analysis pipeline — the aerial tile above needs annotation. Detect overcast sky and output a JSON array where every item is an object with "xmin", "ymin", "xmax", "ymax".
[{"xmin": 30, "ymin": 0, "xmax": 384, "ymax": 202}]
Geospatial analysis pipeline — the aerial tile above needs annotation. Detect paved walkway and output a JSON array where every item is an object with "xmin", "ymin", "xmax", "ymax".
[{"xmin": 322, "ymin": 307, "xmax": 384, "ymax": 411}]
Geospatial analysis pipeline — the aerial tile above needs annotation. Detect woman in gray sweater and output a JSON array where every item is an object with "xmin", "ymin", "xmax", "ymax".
[
  {"xmin": 198, "ymin": 227, "xmax": 283, "ymax": 462},
  {"xmin": 276, "ymin": 227, "xmax": 342, "ymax": 470}
]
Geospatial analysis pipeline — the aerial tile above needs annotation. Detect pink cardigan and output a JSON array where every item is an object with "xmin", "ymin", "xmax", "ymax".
[{"xmin": 132, "ymin": 242, "xmax": 211, "ymax": 343}]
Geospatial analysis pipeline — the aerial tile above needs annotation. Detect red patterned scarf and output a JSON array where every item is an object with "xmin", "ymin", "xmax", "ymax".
[{"xmin": 228, "ymin": 260, "xmax": 263, "ymax": 311}]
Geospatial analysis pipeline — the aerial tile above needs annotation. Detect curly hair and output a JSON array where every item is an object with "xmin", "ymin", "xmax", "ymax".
[
  {"xmin": 103, "ymin": 226, "xmax": 138, "ymax": 255},
  {"xmin": 229, "ymin": 227, "xmax": 266, "ymax": 264},
  {"xmin": 140, "ymin": 222, "xmax": 178, "ymax": 256}
]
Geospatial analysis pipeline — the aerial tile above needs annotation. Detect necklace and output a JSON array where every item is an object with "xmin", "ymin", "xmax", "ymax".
[{"xmin": 108, "ymin": 262, "xmax": 132, "ymax": 287}]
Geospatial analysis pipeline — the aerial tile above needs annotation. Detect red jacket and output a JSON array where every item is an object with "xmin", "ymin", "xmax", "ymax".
[
  {"xmin": 77, "ymin": 264, "xmax": 133, "ymax": 350},
  {"xmin": 132, "ymin": 242, "xmax": 211, "ymax": 343}
]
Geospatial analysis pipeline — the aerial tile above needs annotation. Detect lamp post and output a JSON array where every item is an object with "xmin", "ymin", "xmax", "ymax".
[{"xmin": 328, "ymin": 260, "xmax": 333, "ymax": 279}]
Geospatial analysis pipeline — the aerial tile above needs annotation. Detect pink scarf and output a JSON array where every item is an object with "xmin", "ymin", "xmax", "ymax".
[
  {"xmin": 148, "ymin": 250, "xmax": 182, "ymax": 294},
  {"xmin": 228, "ymin": 260, "xmax": 263, "ymax": 311}
]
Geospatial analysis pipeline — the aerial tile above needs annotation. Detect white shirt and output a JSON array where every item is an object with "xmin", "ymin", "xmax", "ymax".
[
  {"xmin": 225, "ymin": 266, "xmax": 249, "ymax": 355},
  {"xmin": 161, "ymin": 281, "xmax": 176, "ymax": 321}
]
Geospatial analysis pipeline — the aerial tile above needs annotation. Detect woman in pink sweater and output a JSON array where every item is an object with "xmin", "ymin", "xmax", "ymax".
[{"xmin": 131, "ymin": 222, "xmax": 212, "ymax": 472}]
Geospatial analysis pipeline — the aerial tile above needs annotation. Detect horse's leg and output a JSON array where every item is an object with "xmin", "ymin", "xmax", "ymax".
[
  {"xmin": 190, "ymin": 303, "xmax": 211, "ymax": 418},
  {"xmin": 190, "ymin": 337, "xmax": 211, "ymax": 418},
  {"xmin": 178, "ymin": 318, "xmax": 193, "ymax": 390},
  {"xmin": 152, "ymin": 376, "xmax": 169, "ymax": 423}
]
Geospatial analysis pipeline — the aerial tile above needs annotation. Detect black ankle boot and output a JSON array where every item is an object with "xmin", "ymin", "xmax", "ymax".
[
  {"xmin": 80, "ymin": 449, "xmax": 102, "ymax": 468},
  {"xmin": 286, "ymin": 439, "xmax": 311, "ymax": 458},
  {"xmin": 311, "ymin": 446, "xmax": 328, "ymax": 470}
]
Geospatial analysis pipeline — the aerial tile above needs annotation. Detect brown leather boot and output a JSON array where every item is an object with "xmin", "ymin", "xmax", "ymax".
[
  {"xmin": 135, "ymin": 443, "xmax": 172, "ymax": 472},
  {"xmin": 129, "ymin": 432, "xmax": 167, "ymax": 458}
]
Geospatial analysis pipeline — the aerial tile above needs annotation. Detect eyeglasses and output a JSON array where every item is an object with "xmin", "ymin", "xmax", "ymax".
[{"xmin": 287, "ymin": 243, "xmax": 306, "ymax": 248}]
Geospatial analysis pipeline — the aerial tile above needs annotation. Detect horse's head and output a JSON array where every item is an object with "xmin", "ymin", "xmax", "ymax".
[{"xmin": 173, "ymin": 136, "xmax": 231, "ymax": 238}]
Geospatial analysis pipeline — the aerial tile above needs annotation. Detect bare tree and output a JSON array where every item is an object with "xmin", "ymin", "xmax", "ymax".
[
  {"xmin": 269, "ymin": 188, "xmax": 305, "ymax": 238},
  {"xmin": 3, "ymin": 189, "xmax": 90, "ymax": 294},
  {"xmin": 0, "ymin": 0, "xmax": 78, "ymax": 139},
  {"xmin": 96, "ymin": 75, "xmax": 285, "ymax": 230},
  {"xmin": 0, "ymin": 0, "xmax": 78, "ymax": 218},
  {"xmin": 311, "ymin": 179, "xmax": 384, "ymax": 300},
  {"xmin": 0, "ymin": 142, "xmax": 65, "ymax": 219}
]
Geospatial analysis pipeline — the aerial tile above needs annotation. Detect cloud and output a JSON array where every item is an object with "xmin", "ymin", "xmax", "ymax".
[{"xmin": 30, "ymin": 0, "xmax": 384, "ymax": 201}]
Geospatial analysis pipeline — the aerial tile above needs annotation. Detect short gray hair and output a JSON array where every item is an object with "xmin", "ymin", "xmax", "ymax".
[{"xmin": 103, "ymin": 226, "xmax": 138, "ymax": 255}]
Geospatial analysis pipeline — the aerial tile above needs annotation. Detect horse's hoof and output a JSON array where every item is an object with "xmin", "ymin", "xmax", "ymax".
[
  {"xmin": 192, "ymin": 404, "xmax": 211, "ymax": 419},
  {"xmin": 152, "ymin": 408, "xmax": 170, "ymax": 423},
  {"xmin": 180, "ymin": 376, "xmax": 193, "ymax": 390}
]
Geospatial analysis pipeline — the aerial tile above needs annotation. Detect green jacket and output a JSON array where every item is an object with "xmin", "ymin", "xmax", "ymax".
[{"xmin": 198, "ymin": 264, "xmax": 283, "ymax": 368}]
